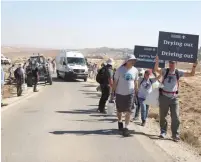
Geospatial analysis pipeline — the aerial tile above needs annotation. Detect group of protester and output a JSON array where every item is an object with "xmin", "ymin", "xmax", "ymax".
[
  {"xmin": 96, "ymin": 54, "xmax": 198, "ymax": 140},
  {"xmin": 1, "ymin": 61, "xmax": 40, "ymax": 107}
]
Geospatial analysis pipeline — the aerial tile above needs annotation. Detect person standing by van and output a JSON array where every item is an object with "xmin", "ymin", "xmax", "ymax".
[
  {"xmin": 97, "ymin": 58, "xmax": 114, "ymax": 113},
  {"xmin": 32, "ymin": 62, "xmax": 39, "ymax": 92},
  {"xmin": 112, "ymin": 55, "xmax": 138, "ymax": 136},
  {"xmin": 154, "ymin": 56, "xmax": 198, "ymax": 142}
]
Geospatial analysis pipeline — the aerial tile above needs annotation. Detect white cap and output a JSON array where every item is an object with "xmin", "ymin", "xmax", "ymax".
[
  {"xmin": 122, "ymin": 54, "xmax": 136, "ymax": 65},
  {"xmin": 106, "ymin": 58, "xmax": 114, "ymax": 66}
]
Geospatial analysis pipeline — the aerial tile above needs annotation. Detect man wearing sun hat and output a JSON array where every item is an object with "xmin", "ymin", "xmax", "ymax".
[{"xmin": 112, "ymin": 54, "xmax": 139, "ymax": 136}]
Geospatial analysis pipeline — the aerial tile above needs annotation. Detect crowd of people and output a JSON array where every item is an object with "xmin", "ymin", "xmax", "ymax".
[
  {"xmin": 1, "ymin": 58, "xmax": 56, "ymax": 107},
  {"xmin": 95, "ymin": 54, "xmax": 198, "ymax": 139}
]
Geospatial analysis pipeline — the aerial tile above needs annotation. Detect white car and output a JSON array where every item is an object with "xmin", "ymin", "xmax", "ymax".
[{"xmin": 1, "ymin": 55, "xmax": 11, "ymax": 65}]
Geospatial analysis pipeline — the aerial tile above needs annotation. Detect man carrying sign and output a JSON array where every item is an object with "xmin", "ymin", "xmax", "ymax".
[{"xmin": 154, "ymin": 56, "xmax": 198, "ymax": 142}]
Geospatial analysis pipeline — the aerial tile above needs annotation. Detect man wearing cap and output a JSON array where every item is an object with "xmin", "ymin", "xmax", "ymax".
[
  {"xmin": 97, "ymin": 58, "xmax": 114, "ymax": 113},
  {"xmin": 112, "ymin": 54, "xmax": 138, "ymax": 136},
  {"xmin": 155, "ymin": 56, "xmax": 198, "ymax": 142}
]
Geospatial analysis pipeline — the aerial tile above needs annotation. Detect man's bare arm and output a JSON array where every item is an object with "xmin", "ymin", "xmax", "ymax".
[
  {"xmin": 154, "ymin": 55, "xmax": 162, "ymax": 74},
  {"xmin": 184, "ymin": 60, "xmax": 198, "ymax": 77}
]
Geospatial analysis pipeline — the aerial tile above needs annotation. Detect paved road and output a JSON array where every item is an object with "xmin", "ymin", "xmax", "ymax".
[{"xmin": 2, "ymin": 77, "xmax": 174, "ymax": 162}]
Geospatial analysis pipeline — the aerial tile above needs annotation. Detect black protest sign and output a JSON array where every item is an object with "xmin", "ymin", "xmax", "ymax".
[
  {"xmin": 158, "ymin": 31, "xmax": 199, "ymax": 63},
  {"xmin": 134, "ymin": 45, "xmax": 165, "ymax": 69}
]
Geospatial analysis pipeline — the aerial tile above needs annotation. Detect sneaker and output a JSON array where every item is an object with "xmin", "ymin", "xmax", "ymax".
[
  {"xmin": 122, "ymin": 128, "xmax": 131, "ymax": 137},
  {"xmin": 159, "ymin": 132, "xmax": 166, "ymax": 138},
  {"xmin": 134, "ymin": 116, "xmax": 139, "ymax": 121},
  {"xmin": 141, "ymin": 120, "xmax": 146, "ymax": 126},
  {"xmin": 172, "ymin": 135, "xmax": 180, "ymax": 142},
  {"xmin": 100, "ymin": 110, "xmax": 107, "ymax": 114},
  {"xmin": 118, "ymin": 122, "xmax": 123, "ymax": 131}
]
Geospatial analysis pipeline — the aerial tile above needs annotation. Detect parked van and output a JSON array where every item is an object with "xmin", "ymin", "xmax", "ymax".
[{"xmin": 55, "ymin": 51, "xmax": 88, "ymax": 81}]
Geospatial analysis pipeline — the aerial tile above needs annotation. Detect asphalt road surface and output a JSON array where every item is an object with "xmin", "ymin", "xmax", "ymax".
[{"xmin": 2, "ymin": 77, "xmax": 174, "ymax": 162}]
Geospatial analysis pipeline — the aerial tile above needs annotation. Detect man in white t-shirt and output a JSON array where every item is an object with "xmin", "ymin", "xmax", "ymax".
[{"xmin": 112, "ymin": 54, "xmax": 138, "ymax": 136}]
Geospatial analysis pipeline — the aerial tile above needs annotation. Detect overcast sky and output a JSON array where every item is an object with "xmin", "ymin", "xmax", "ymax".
[{"xmin": 1, "ymin": 1, "xmax": 201, "ymax": 49}]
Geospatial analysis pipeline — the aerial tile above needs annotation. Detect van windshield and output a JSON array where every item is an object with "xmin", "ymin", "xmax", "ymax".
[{"xmin": 67, "ymin": 57, "xmax": 86, "ymax": 65}]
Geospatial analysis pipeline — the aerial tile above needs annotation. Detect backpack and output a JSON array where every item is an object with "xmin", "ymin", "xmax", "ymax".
[
  {"xmin": 160, "ymin": 68, "xmax": 180, "ymax": 94},
  {"xmin": 96, "ymin": 66, "xmax": 109, "ymax": 84},
  {"xmin": 140, "ymin": 78, "xmax": 153, "ymax": 86},
  {"xmin": 163, "ymin": 68, "xmax": 179, "ymax": 82},
  {"xmin": 14, "ymin": 68, "xmax": 23, "ymax": 79}
]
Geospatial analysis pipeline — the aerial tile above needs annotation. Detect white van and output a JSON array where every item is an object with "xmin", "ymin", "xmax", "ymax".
[{"xmin": 55, "ymin": 51, "xmax": 88, "ymax": 81}]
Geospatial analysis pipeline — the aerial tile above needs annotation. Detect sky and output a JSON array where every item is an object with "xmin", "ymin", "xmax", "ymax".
[{"xmin": 1, "ymin": 1, "xmax": 201, "ymax": 49}]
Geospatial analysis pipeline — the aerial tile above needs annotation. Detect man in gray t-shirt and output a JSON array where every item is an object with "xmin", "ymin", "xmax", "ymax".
[{"xmin": 155, "ymin": 56, "xmax": 198, "ymax": 142}]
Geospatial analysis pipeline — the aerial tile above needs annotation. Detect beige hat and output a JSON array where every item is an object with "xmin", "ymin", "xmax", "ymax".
[
  {"xmin": 106, "ymin": 58, "xmax": 114, "ymax": 66},
  {"xmin": 122, "ymin": 54, "xmax": 136, "ymax": 65}
]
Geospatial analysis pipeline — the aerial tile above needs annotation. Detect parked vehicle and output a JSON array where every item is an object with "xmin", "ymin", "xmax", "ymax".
[
  {"xmin": 55, "ymin": 50, "xmax": 88, "ymax": 82},
  {"xmin": 25, "ymin": 54, "xmax": 52, "ymax": 87},
  {"xmin": 1, "ymin": 54, "xmax": 11, "ymax": 65}
]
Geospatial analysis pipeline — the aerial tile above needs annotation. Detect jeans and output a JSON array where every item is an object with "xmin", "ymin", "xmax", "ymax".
[
  {"xmin": 98, "ymin": 84, "xmax": 110, "ymax": 112},
  {"xmin": 139, "ymin": 98, "xmax": 149, "ymax": 121},
  {"xmin": 134, "ymin": 96, "xmax": 140, "ymax": 118}
]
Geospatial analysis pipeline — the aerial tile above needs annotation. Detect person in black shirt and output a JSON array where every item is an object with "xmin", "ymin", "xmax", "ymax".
[
  {"xmin": 98, "ymin": 58, "xmax": 114, "ymax": 113},
  {"xmin": 32, "ymin": 63, "xmax": 39, "ymax": 92}
]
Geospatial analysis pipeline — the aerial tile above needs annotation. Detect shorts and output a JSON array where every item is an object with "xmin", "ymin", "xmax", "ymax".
[{"xmin": 116, "ymin": 93, "xmax": 135, "ymax": 113}]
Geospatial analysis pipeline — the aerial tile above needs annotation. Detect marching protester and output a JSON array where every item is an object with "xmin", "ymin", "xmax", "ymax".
[
  {"xmin": 32, "ymin": 62, "xmax": 39, "ymax": 92},
  {"xmin": 133, "ymin": 68, "xmax": 144, "ymax": 120},
  {"xmin": 14, "ymin": 64, "xmax": 25, "ymax": 97},
  {"xmin": 137, "ymin": 69, "xmax": 161, "ymax": 126},
  {"xmin": 112, "ymin": 54, "xmax": 138, "ymax": 136},
  {"xmin": 8, "ymin": 64, "xmax": 15, "ymax": 79},
  {"xmin": 96, "ymin": 58, "xmax": 114, "ymax": 113},
  {"xmin": 154, "ymin": 56, "xmax": 198, "ymax": 142},
  {"xmin": 1, "ymin": 66, "xmax": 8, "ymax": 107}
]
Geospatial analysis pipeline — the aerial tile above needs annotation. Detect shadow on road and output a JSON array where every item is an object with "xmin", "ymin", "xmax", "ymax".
[
  {"xmin": 52, "ymin": 77, "xmax": 82, "ymax": 83},
  {"xmin": 90, "ymin": 114, "xmax": 115, "ymax": 117},
  {"xmin": 72, "ymin": 118, "xmax": 117, "ymax": 123},
  {"xmin": 49, "ymin": 129, "xmax": 172, "ymax": 140},
  {"xmin": 56, "ymin": 109, "xmax": 98, "ymax": 115},
  {"xmin": 79, "ymin": 90, "xmax": 96, "ymax": 93},
  {"xmin": 82, "ymin": 84, "xmax": 97, "ymax": 88},
  {"xmin": 83, "ymin": 92, "xmax": 98, "ymax": 95},
  {"xmin": 52, "ymin": 77, "xmax": 65, "ymax": 82},
  {"xmin": 49, "ymin": 129, "xmax": 120, "ymax": 135},
  {"xmin": 85, "ymin": 96, "xmax": 100, "ymax": 99}
]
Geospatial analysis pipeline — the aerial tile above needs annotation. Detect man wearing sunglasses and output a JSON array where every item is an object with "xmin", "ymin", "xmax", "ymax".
[{"xmin": 154, "ymin": 56, "xmax": 198, "ymax": 142}]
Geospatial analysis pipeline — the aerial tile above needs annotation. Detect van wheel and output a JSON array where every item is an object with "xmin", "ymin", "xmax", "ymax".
[{"xmin": 84, "ymin": 78, "xmax": 87, "ymax": 82}]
